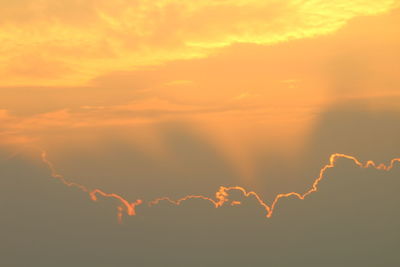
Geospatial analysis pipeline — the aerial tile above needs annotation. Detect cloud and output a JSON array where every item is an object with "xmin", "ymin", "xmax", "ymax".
[
  {"xmin": 0, "ymin": 0, "xmax": 398, "ymax": 86},
  {"xmin": 0, "ymin": 97, "xmax": 267, "ymax": 146},
  {"xmin": 1, "ymin": 144, "xmax": 400, "ymax": 266}
]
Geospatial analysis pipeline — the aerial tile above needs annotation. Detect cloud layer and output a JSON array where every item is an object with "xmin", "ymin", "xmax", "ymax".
[{"xmin": 0, "ymin": 0, "xmax": 398, "ymax": 85}]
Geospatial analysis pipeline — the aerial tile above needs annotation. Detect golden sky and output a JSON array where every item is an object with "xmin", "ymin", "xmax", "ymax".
[
  {"xmin": 1, "ymin": 0, "xmax": 400, "ymax": 193},
  {"xmin": 0, "ymin": 0, "xmax": 398, "ymax": 86},
  {"xmin": 2, "ymin": 2, "xmax": 400, "ymax": 266}
]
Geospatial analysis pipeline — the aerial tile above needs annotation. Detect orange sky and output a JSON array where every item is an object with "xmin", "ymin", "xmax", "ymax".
[
  {"xmin": 1, "ymin": 1, "xmax": 400, "ymax": 191},
  {"xmin": 3, "ymin": 3, "xmax": 400, "ymax": 266},
  {"xmin": 0, "ymin": 0, "xmax": 398, "ymax": 86}
]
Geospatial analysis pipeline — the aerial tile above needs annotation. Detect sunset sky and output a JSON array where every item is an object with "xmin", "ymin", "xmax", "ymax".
[{"xmin": 1, "ymin": 1, "xmax": 400, "ymax": 266}]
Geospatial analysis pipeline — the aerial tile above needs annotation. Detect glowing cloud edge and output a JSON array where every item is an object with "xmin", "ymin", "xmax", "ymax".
[{"xmin": 40, "ymin": 151, "xmax": 400, "ymax": 223}]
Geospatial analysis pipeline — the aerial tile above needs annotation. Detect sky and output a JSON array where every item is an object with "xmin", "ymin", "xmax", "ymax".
[{"xmin": 1, "ymin": 1, "xmax": 400, "ymax": 266}]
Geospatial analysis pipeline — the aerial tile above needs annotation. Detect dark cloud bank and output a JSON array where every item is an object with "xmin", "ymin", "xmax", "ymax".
[{"xmin": 1, "ymin": 100, "xmax": 400, "ymax": 267}]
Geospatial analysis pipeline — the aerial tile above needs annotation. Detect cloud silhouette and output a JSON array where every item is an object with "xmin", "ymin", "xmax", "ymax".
[{"xmin": 1, "ymin": 145, "xmax": 400, "ymax": 266}]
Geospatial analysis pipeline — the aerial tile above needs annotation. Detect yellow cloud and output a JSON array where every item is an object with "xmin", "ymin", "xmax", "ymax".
[{"xmin": 0, "ymin": 0, "xmax": 398, "ymax": 86}]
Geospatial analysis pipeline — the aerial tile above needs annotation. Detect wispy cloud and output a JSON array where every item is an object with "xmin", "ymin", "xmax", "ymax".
[{"xmin": 0, "ymin": 0, "xmax": 397, "ymax": 86}]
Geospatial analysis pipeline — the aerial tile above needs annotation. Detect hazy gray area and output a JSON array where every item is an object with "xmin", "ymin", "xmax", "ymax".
[{"xmin": 1, "ymin": 100, "xmax": 400, "ymax": 267}]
